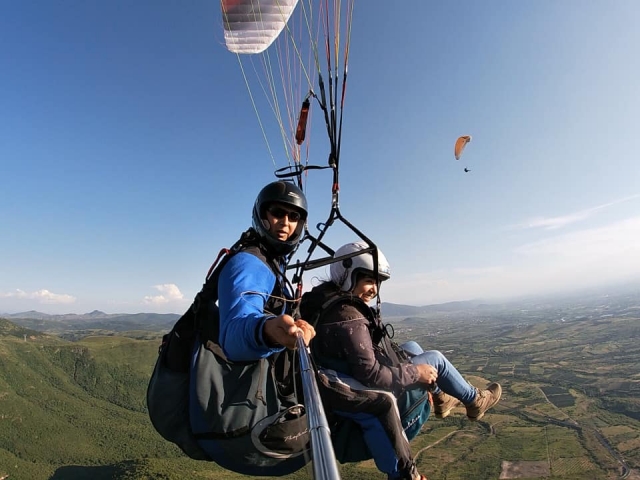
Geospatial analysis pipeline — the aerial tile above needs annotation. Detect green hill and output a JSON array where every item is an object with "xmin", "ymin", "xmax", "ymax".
[
  {"xmin": 2, "ymin": 310, "xmax": 640, "ymax": 480},
  {"xmin": 0, "ymin": 322, "xmax": 155, "ymax": 477},
  {"xmin": 0, "ymin": 320, "xmax": 219, "ymax": 479},
  {"xmin": 0, "ymin": 318, "xmax": 331, "ymax": 480}
]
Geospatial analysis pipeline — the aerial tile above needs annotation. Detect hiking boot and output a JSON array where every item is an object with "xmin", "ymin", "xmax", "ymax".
[
  {"xmin": 431, "ymin": 391, "xmax": 461, "ymax": 419},
  {"xmin": 387, "ymin": 466, "xmax": 428, "ymax": 480},
  {"xmin": 465, "ymin": 383, "xmax": 502, "ymax": 421}
]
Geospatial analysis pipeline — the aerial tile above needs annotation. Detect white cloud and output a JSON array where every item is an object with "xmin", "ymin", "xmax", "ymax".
[
  {"xmin": 143, "ymin": 284, "xmax": 185, "ymax": 305},
  {"xmin": 451, "ymin": 266, "xmax": 506, "ymax": 276},
  {"xmin": 382, "ymin": 270, "xmax": 497, "ymax": 305},
  {"xmin": 513, "ymin": 193, "xmax": 640, "ymax": 230},
  {"xmin": 515, "ymin": 216, "xmax": 640, "ymax": 260},
  {"xmin": 382, "ymin": 216, "xmax": 640, "ymax": 306},
  {"xmin": 0, "ymin": 289, "xmax": 76, "ymax": 304}
]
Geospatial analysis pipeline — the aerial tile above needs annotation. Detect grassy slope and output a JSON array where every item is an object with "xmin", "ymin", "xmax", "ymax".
[{"xmin": 1, "ymin": 316, "xmax": 640, "ymax": 479}]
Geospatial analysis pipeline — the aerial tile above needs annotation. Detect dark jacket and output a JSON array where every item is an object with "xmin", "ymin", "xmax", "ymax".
[{"xmin": 300, "ymin": 282, "xmax": 420, "ymax": 396}]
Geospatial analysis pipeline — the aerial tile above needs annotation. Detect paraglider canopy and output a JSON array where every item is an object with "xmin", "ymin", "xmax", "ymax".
[
  {"xmin": 221, "ymin": 0, "xmax": 300, "ymax": 54},
  {"xmin": 454, "ymin": 135, "xmax": 472, "ymax": 160}
]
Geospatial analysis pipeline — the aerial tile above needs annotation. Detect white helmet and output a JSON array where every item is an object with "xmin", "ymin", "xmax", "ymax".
[{"xmin": 330, "ymin": 241, "xmax": 391, "ymax": 292}]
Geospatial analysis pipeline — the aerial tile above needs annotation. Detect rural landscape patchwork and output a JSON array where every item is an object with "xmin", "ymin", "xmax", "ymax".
[{"xmin": 1, "ymin": 283, "xmax": 639, "ymax": 479}]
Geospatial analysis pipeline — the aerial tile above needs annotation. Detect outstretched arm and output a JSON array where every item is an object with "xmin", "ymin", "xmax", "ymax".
[{"xmin": 217, "ymin": 252, "xmax": 283, "ymax": 361}]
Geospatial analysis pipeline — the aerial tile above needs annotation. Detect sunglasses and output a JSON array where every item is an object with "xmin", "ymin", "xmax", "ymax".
[{"xmin": 267, "ymin": 206, "xmax": 302, "ymax": 222}]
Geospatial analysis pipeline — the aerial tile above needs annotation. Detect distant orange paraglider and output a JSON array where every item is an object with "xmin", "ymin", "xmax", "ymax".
[{"xmin": 454, "ymin": 135, "xmax": 472, "ymax": 160}]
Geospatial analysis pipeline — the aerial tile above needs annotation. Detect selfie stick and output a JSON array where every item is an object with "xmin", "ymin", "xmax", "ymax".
[{"xmin": 296, "ymin": 332, "xmax": 341, "ymax": 480}]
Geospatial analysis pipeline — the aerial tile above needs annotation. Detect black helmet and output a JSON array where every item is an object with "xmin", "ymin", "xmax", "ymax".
[{"xmin": 252, "ymin": 181, "xmax": 308, "ymax": 255}]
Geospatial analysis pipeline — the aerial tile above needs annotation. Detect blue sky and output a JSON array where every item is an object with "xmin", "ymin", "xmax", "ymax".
[{"xmin": 2, "ymin": 1, "xmax": 639, "ymax": 315}]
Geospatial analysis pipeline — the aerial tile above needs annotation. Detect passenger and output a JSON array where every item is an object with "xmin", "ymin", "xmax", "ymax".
[{"xmin": 301, "ymin": 241, "xmax": 501, "ymax": 480}]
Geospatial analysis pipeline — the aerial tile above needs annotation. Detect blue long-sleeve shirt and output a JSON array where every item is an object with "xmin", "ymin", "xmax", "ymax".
[{"xmin": 216, "ymin": 250, "xmax": 288, "ymax": 362}]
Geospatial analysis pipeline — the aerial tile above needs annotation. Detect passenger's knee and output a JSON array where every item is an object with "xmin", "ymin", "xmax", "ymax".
[
  {"xmin": 429, "ymin": 350, "xmax": 445, "ymax": 361},
  {"xmin": 400, "ymin": 341, "xmax": 423, "ymax": 356}
]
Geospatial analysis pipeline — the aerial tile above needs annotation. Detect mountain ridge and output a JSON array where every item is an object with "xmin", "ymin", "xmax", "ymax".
[
  {"xmin": 2, "ymin": 299, "xmax": 488, "ymax": 321},
  {"xmin": 1, "ymin": 310, "xmax": 180, "ymax": 321}
]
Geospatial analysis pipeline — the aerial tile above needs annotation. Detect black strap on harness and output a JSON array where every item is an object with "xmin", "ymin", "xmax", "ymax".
[
  {"xmin": 191, "ymin": 228, "xmax": 300, "ymax": 401},
  {"xmin": 161, "ymin": 230, "xmax": 259, "ymax": 372}
]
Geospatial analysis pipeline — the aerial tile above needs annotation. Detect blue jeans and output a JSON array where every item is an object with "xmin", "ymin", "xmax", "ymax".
[{"xmin": 400, "ymin": 341, "xmax": 476, "ymax": 405}]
